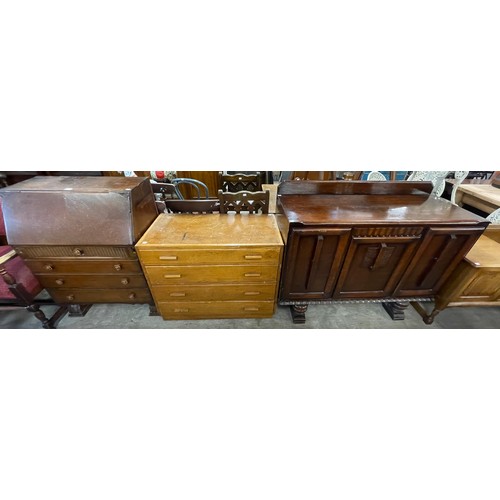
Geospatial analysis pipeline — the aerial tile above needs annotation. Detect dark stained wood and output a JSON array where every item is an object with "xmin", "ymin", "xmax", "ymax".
[
  {"xmin": 165, "ymin": 199, "xmax": 220, "ymax": 214},
  {"xmin": 219, "ymin": 173, "xmax": 263, "ymax": 192},
  {"xmin": 277, "ymin": 180, "xmax": 488, "ymax": 323},
  {"xmin": 218, "ymin": 190, "xmax": 270, "ymax": 214}
]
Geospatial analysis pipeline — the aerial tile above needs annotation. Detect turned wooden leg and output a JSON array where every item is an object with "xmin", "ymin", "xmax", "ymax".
[
  {"xmin": 291, "ymin": 304, "xmax": 308, "ymax": 324},
  {"xmin": 26, "ymin": 303, "xmax": 53, "ymax": 328},
  {"xmin": 423, "ymin": 307, "xmax": 441, "ymax": 325},
  {"xmin": 67, "ymin": 304, "xmax": 92, "ymax": 317},
  {"xmin": 382, "ymin": 301, "xmax": 409, "ymax": 320},
  {"xmin": 149, "ymin": 305, "xmax": 159, "ymax": 316}
]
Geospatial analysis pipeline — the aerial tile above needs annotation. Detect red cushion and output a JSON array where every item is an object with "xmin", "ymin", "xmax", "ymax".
[
  {"xmin": 0, "ymin": 245, "xmax": 43, "ymax": 300},
  {"xmin": 0, "ymin": 197, "xmax": 6, "ymax": 237}
]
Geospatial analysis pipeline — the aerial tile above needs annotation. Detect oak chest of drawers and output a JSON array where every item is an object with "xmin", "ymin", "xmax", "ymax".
[
  {"xmin": 136, "ymin": 214, "xmax": 284, "ymax": 320},
  {"xmin": 0, "ymin": 176, "xmax": 157, "ymax": 312}
]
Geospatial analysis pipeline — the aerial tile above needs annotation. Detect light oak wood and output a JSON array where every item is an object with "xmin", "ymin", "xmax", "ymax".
[
  {"xmin": 454, "ymin": 184, "xmax": 500, "ymax": 213},
  {"xmin": 136, "ymin": 214, "xmax": 284, "ymax": 320}
]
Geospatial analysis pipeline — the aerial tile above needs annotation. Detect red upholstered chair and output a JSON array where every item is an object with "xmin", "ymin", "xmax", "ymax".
[{"xmin": 0, "ymin": 197, "xmax": 67, "ymax": 328}]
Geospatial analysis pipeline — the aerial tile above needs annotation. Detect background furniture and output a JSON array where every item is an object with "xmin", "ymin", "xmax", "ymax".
[
  {"xmin": 276, "ymin": 181, "xmax": 488, "ymax": 323},
  {"xmin": 0, "ymin": 176, "xmax": 157, "ymax": 316},
  {"xmin": 453, "ymin": 183, "xmax": 500, "ymax": 215},
  {"xmin": 136, "ymin": 214, "xmax": 283, "ymax": 320},
  {"xmin": 164, "ymin": 199, "xmax": 220, "ymax": 214},
  {"xmin": 417, "ymin": 227, "xmax": 500, "ymax": 324},
  {"xmin": 218, "ymin": 190, "xmax": 270, "ymax": 214},
  {"xmin": 219, "ymin": 173, "xmax": 263, "ymax": 192}
]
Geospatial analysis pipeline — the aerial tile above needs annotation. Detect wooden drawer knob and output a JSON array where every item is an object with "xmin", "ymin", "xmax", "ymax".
[
  {"xmin": 128, "ymin": 293, "xmax": 136, "ymax": 300},
  {"xmin": 55, "ymin": 279, "xmax": 65, "ymax": 285},
  {"xmin": 44, "ymin": 264, "xmax": 54, "ymax": 271},
  {"xmin": 73, "ymin": 248, "xmax": 84, "ymax": 256},
  {"xmin": 67, "ymin": 294, "xmax": 75, "ymax": 301},
  {"xmin": 121, "ymin": 278, "xmax": 130, "ymax": 285},
  {"xmin": 114, "ymin": 264, "xmax": 122, "ymax": 271}
]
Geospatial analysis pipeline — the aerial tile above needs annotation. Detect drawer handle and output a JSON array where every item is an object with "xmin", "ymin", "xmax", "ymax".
[
  {"xmin": 244, "ymin": 255, "xmax": 263, "ymax": 260},
  {"xmin": 160, "ymin": 256, "xmax": 178, "ymax": 261},
  {"xmin": 55, "ymin": 279, "xmax": 65, "ymax": 286},
  {"xmin": 244, "ymin": 307, "xmax": 260, "ymax": 311},
  {"xmin": 174, "ymin": 308, "xmax": 189, "ymax": 313},
  {"xmin": 128, "ymin": 293, "xmax": 136, "ymax": 300},
  {"xmin": 170, "ymin": 292, "xmax": 186, "ymax": 297},
  {"xmin": 244, "ymin": 273, "xmax": 261, "ymax": 277},
  {"xmin": 114, "ymin": 264, "xmax": 122, "ymax": 271},
  {"xmin": 73, "ymin": 248, "xmax": 84, "ymax": 256},
  {"xmin": 121, "ymin": 278, "xmax": 130, "ymax": 285},
  {"xmin": 67, "ymin": 294, "xmax": 75, "ymax": 301},
  {"xmin": 244, "ymin": 291, "xmax": 260, "ymax": 296},
  {"xmin": 164, "ymin": 274, "xmax": 182, "ymax": 278},
  {"xmin": 44, "ymin": 264, "xmax": 54, "ymax": 271}
]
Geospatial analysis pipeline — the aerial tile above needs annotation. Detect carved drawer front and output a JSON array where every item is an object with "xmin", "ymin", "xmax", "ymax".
[
  {"xmin": 152, "ymin": 283, "xmax": 277, "ymax": 302},
  {"xmin": 48, "ymin": 288, "xmax": 152, "ymax": 304},
  {"xmin": 26, "ymin": 259, "xmax": 143, "ymax": 274},
  {"xmin": 14, "ymin": 246, "xmax": 137, "ymax": 259},
  {"xmin": 137, "ymin": 247, "xmax": 281, "ymax": 266},
  {"xmin": 144, "ymin": 265, "xmax": 279, "ymax": 285},
  {"xmin": 37, "ymin": 274, "xmax": 147, "ymax": 289},
  {"xmin": 158, "ymin": 300, "xmax": 275, "ymax": 320}
]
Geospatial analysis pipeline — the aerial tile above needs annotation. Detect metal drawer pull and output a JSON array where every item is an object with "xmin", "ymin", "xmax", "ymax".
[
  {"xmin": 244, "ymin": 307, "xmax": 260, "ymax": 311},
  {"xmin": 244, "ymin": 255, "xmax": 263, "ymax": 260},
  {"xmin": 160, "ymin": 256, "xmax": 178, "ymax": 261},
  {"xmin": 244, "ymin": 273, "xmax": 261, "ymax": 277},
  {"xmin": 170, "ymin": 292, "xmax": 186, "ymax": 297},
  {"xmin": 73, "ymin": 248, "xmax": 84, "ymax": 256},
  {"xmin": 174, "ymin": 308, "xmax": 189, "ymax": 313},
  {"xmin": 244, "ymin": 291, "xmax": 260, "ymax": 296},
  {"xmin": 55, "ymin": 279, "xmax": 65, "ymax": 285},
  {"xmin": 114, "ymin": 264, "xmax": 122, "ymax": 271},
  {"xmin": 121, "ymin": 278, "xmax": 130, "ymax": 285},
  {"xmin": 67, "ymin": 294, "xmax": 75, "ymax": 301},
  {"xmin": 128, "ymin": 293, "xmax": 136, "ymax": 300},
  {"xmin": 164, "ymin": 274, "xmax": 182, "ymax": 278},
  {"xmin": 44, "ymin": 264, "xmax": 54, "ymax": 271}
]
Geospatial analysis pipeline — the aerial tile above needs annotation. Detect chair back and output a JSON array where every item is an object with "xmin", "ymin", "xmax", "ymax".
[
  {"xmin": 406, "ymin": 171, "xmax": 450, "ymax": 197},
  {"xmin": 486, "ymin": 208, "xmax": 500, "ymax": 224},
  {"xmin": 171, "ymin": 178, "xmax": 209, "ymax": 199},
  {"xmin": 165, "ymin": 199, "xmax": 220, "ymax": 214},
  {"xmin": 218, "ymin": 190, "xmax": 270, "ymax": 214},
  {"xmin": 366, "ymin": 171, "xmax": 388, "ymax": 181},
  {"xmin": 219, "ymin": 173, "xmax": 262, "ymax": 192}
]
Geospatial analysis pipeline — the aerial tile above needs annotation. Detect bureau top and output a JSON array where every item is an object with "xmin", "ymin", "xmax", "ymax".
[{"xmin": 137, "ymin": 214, "xmax": 284, "ymax": 248}]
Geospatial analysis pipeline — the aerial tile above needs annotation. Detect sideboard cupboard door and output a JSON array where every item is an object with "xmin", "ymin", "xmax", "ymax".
[
  {"xmin": 395, "ymin": 227, "xmax": 485, "ymax": 297},
  {"xmin": 333, "ymin": 231, "xmax": 422, "ymax": 299},
  {"xmin": 281, "ymin": 228, "xmax": 351, "ymax": 300}
]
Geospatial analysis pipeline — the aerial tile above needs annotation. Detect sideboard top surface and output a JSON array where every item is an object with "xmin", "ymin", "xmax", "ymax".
[
  {"xmin": 278, "ymin": 194, "xmax": 488, "ymax": 226},
  {"xmin": 137, "ymin": 214, "xmax": 283, "ymax": 248}
]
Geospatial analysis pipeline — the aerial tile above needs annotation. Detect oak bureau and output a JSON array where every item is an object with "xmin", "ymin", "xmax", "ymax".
[
  {"xmin": 276, "ymin": 181, "xmax": 489, "ymax": 323},
  {"xmin": 136, "ymin": 213, "xmax": 283, "ymax": 320},
  {"xmin": 0, "ymin": 176, "xmax": 157, "ymax": 315}
]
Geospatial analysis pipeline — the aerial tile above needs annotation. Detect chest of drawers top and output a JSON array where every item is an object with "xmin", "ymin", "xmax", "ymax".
[
  {"xmin": 136, "ymin": 213, "xmax": 284, "ymax": 249},
  {"xmin": 0, "ymin": 176, "xmax": 158, "ymax": 245}
]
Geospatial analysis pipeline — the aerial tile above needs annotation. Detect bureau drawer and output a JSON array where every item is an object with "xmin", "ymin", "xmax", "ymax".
[
  {"xmin": 15, "ymin": 246, "xmax": 137, "ymax": 259},
  {"xmin": 26, "ymin": 259, "xmax": 143, "ymax": 274},
  {"xmin": 152, "ymin": 283, "xmax": 277, "ymax": 302},
  {"xmin": 48, "ymin": 288, "xmax": 152, "ymax": 304},
  {"xmin": 145, "ymin": 265, "xmax": 279, "ymax": 285},
  {"xmin": 37, "ymin": 274, "xmax": 148, "ymax": 289},
  {"xmin": 137, "ymin": 247, "xmax": 281, "ymax": 266},
  {"xmin": 158, "ymin": 300, "xmax": 275, "ymax": 319}
]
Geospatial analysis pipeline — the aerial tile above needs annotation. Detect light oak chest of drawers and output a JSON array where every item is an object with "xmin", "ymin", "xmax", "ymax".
[{"xmin": 136, "ymin": 214, "xmax": 284, "ymax": 320}]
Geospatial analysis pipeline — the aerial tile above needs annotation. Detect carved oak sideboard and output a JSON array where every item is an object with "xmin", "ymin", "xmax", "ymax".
[
  {"xmin": 275, "ymin": 181, "xmax": 489, "ymax": 323},
  {"xmin": 0, "ymin": 176, "xmax": 157, "ymax": 315}
]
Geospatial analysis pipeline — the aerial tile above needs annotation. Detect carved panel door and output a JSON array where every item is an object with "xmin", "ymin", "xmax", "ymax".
[
  {"xmin": 333, "ymin": 227, "xmax": 423, "ymax": 299},
  {"xmin": 395, "ymin": 227, "xmax": 485, "ymax": 297},
  {"xmin": 280, "ymin": 228, "xmax": 351, "ymax": 300}
]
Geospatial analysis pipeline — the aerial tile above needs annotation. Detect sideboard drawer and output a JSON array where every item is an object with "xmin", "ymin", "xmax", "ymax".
[
  {"xmin": 144, "ymin": 265, "xmax": 279, "ymax": 285},
  {"xmin": 151, "ymin": 283, "xmax": 277, "ymax": 302},
  {"xmin": 137, "ymin": 247, "xmax": 281, "ymax": 266},
  {"xmin": 48, "ymin": 288, "xmax": 152, "ymax": 304},
  {"xmin": 37, "ymin": 274, "xmax": 147, "ymax": 289},
  {"xmin": 158, "ymin": 300, "xmax": 275, "ymax": 319}
]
